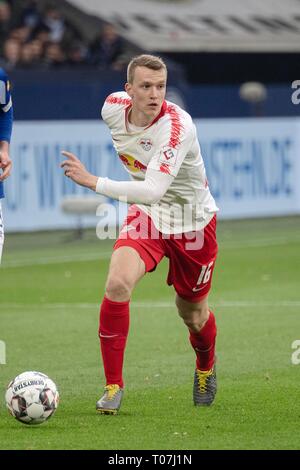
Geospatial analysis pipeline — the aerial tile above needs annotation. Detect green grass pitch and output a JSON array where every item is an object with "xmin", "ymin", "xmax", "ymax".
[{"xmin": 0, "ymin": 216, "xmax": 299, "ymax": 450}]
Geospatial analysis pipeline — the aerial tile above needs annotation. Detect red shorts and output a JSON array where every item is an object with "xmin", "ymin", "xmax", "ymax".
[{"xmin": 114, "ymin": 205, "xmax": 218, "ymax": 302}]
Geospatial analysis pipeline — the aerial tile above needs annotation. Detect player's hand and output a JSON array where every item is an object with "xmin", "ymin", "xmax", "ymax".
[
  {"xmin": 61, "ymin": 151, "xmax": 98, "ymax": 191},
  {"xmin": 0, "ymin": 150, "xmax": 12, "ymax": 181}
]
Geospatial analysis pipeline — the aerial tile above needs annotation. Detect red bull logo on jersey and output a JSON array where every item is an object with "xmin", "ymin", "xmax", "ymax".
[
  {"xmin": 119, "ymin": 154, "xmax": 147, "ymax": 173},
  {"xmin": 139, "ymin": 138, "xmax": 153, "ymax": 151}
]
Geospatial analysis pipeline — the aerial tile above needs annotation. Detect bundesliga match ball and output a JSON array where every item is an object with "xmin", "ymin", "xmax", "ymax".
[{"xmin": 5, "ymin": 371, "xmax": 59, "ymax": 425}]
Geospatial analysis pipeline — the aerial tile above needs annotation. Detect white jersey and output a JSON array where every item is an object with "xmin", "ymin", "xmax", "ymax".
[{"xmin": 101, "ymin": 91, "xmax": 218, "ymax": 234}]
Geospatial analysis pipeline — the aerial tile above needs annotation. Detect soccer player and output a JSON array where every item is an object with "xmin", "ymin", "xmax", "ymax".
[
  {"xmin": 61, "ymin": 54, "xmax": 219, "ymax": 415},
  {"xmin": 0, "ymin": 68, "xmax": 13, "ymax": 264}
]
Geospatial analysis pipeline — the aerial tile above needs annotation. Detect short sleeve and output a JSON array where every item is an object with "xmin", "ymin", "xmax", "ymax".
[
  {"xmin": 0, "ymin": 69, "xmax": 12, "ymax": 112},
  {"xmin": 101, "ymin": 92, "xmax": 131, "ymax": 127}
]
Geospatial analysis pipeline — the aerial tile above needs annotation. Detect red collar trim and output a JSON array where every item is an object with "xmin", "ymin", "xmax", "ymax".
[
  {"xmin": 125, "ymin": 101, "xmax": 167, "ymax": 131},
  {"xmin": 145, "ymin": 100, "xmax": 168, "ymax": 128}
]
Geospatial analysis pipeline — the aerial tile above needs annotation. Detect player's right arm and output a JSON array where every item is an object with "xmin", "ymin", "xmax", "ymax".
[
  {"xmin": 61, "ymin": 100, "xmax": 194, "ymax": 204},
  {"xmin": 61, "ymin": 150, "xmax": 174, "ymax": 205},
  {"xmin": 61, "ymin": 93, "xmax": 175, "ymax": 204}
]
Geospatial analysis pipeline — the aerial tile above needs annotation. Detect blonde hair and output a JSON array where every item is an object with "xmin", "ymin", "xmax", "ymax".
[{"xmin": 127, "ymin": 54, "xmax": 167, "ymax": 84}]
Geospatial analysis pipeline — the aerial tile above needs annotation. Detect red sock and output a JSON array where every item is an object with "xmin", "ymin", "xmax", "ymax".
[
  {"xmin": 189, "ymin": 310, "xmax": 217, "ymax": 371},
  {"xmin": 99, "ymin": 296, "xmax": 130, "ymax": 388}
]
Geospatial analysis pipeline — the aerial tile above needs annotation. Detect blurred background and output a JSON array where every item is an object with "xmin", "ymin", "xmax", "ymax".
[{"xmin": 1, "ymin": 0, "xmax": 300, "ymax": 232}]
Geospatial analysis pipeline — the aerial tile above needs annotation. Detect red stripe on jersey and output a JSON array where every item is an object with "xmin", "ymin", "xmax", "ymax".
[
  {"xmin": 106, "ymin": 95, "xmax": 132, "ymax": 106},
  {"xmin": 166, "ymin": 105, "xmax": 182, "ymax": 148},
  {"xmin": 145, "ymin": 101, "xmax": 183, "ymax": 149}
]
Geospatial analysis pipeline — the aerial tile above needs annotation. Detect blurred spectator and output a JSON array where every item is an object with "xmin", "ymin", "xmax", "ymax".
[
  {"xmin": 19, "ymin": 39, "xmax": 44, "ymax": 68},
  {"xmin": 19, "ymin": 41, "xmax": 36, "ymax": 68},
  {"xmin": 43, "ymin": 42, "xmax": 66, "ymax": 68},
  {"xmin": 89, "ymin": 23, "xmax": 126, "ymax": 70},
  {"xmin": 29, "ymin": 38, "xmax": 44, "ymax": 62},
  {"xmin": 0, "ymin": 38, "xmax": 21, "ymax": 69},
  {"xmin": 20, "ymin": 0, "xmax": 42, "ymax": 29},
  {"xmin": 42, "ymin": 5, "xmax": 66, "ymax": 43},
  {"xmin": 8, "ymin": 25, "xmax": 31, "ymax": 43},
  {"xmin": 31, "ymin": 23, "xmax": 50, "ymax": 46},
  {"xmin": 0, "ymin": 1, "xmax": 13, "ymax": 52},
  {"xmin": 67, "ymin": 41, "xmax": 88, "ymax": 67},
  {"xmin": 41, "ymin": 5, "xmax": 81, "ymax": 49},
  {"xmin": 0, "ymin": 2, "xmax": 132, "ymax": 70}
]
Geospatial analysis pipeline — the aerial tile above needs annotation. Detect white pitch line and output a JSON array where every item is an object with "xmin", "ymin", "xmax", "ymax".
[
  {"xmin": 1, "ymin": 300, "xmax": 300, "ymax": 309},
  {"xmin": 2, "ymin": 235, "xmax": 300, "ymax": 268},
  {"xmin": 220, "ymin": 237, "xmax": 298, "ymax": 249},
  {"xmin": 2, "ymin": 252, "xmax": 112, "ymax": 268}
]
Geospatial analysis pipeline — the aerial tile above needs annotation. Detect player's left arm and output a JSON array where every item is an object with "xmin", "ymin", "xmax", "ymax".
[{"xmin": 0, "ymin": 70, "xmax": 13, "ymax": 182}]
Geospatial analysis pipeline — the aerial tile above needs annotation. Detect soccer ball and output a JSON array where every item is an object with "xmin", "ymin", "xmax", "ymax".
[{"xmin": 5, "ymin": 371, "xmax": 59, "ymax": 425}]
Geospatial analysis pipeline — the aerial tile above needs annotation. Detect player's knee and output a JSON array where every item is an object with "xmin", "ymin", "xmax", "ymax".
[
  {"xmin": 198, "ymin": 305, "xmax": 210, "ymax": 324},
  {"xmin": 105, "ymin": 276, "xmax": 133, "ymax": 301},
  {"xmin": 182, "ymin": 317, "xmax": 205, "ymax": 333},
  {"xmin": 178, "ymin": 305, "xmax": 209, "ymax": 333}
]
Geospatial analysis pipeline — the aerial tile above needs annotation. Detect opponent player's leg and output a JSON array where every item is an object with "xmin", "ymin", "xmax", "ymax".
[
  {"xmin": 0, "ymin": 202, "xmax": 4, "ymax": 264},
  {"xmin": 97, "ymin": 246, "xmax": 146, "ymax": 414},
  {"xmin": 176, "ymin": 294, "xmax": 217, "ymax": 406}
]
